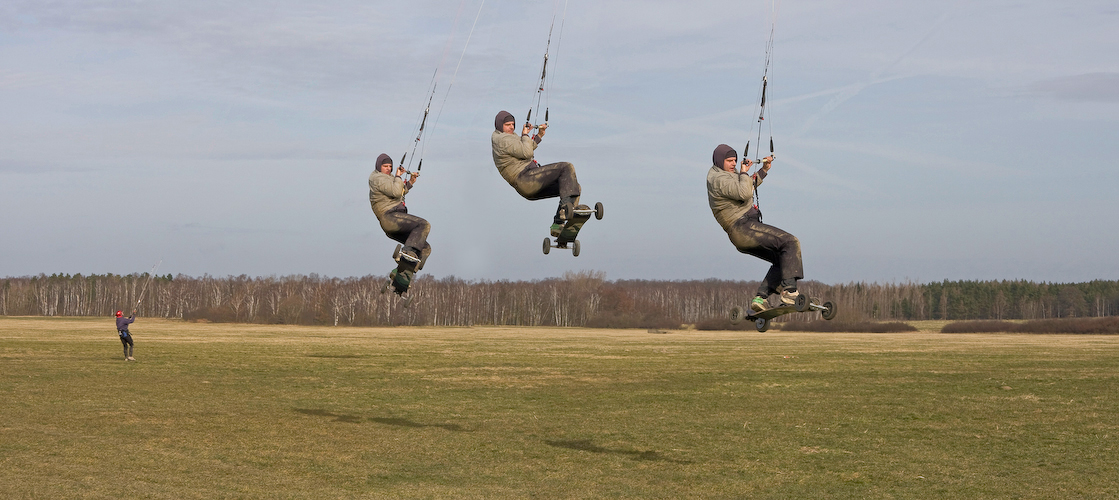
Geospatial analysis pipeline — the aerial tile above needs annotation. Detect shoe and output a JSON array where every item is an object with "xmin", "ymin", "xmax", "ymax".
[
  {"xmin": 750, "ymin": 296, "xmax": 767, "ymax": 312},
  {"xmin": 550, "ymin": 224, "xmax": 562, "ymax": 237},
  {"xmin": 779, "ymin": 289, "xmax": 800, "ymax": 306}
]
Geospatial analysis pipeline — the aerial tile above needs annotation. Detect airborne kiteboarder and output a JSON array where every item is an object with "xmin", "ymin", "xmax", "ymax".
[
  {"xmin": 370, "ymin": 153, "xmax": 430, "ymax": 304},
  {"xmin": 369, "ymin": 1, "xmax": 486, "ymax": 305},
  {"xmin": 490, "ymin": 2, "xmax": 602, "ymax": 256},
  {"xmin": 707, "ymin": 144, "xmax": 802, "ymax": 312},
  {"xmin": 490, "ymin": 110, "xmax": 582, "ymax": 235},
  {"xmin": 712, "ymin": 1, "xmax": 836, "ymax": 330}
]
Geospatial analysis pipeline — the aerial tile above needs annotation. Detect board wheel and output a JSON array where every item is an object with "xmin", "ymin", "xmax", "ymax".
[
  {"xmin": 380, "ymin": 280, "xmax": 390, "ymax": 294},
  {"xmin": 392, "ymin": 244, "xmax": 402, "ymax": 262},
  {"xmin": 755, "ymin": 317, "xmax": 769, "ymax": 332},
  {"xmin": 402, "ymin": 295, "xmax": 414, "ymax": 308},
  {"xmin": 594, "ymin": 202, "xmax": 604, "ymax": 220},
  {"xmin": 542, "ymin": 237, "xmax": 551, "ymax": 255},
  {"xmin": 729, "ymin": 306, "xmax": 744, "ymax": 325},
  {"xmin": 417, "ymin": 251, "xmax": 428, "ymax": 271},
  {"xmin": 821, "ymin": 301, "xmax": 837, "ymax": 320},
  {"xmin": 572, "ymin": 240, "xmax": 581, "ymax": 257},
  {"xmin": 795, "ymin": 293, "xmax": 810, "ymax": 312}
]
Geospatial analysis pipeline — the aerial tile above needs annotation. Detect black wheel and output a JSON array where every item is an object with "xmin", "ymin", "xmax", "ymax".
[
  {"xmin": 572, "ymin": 240, "xmax": 581, "ymax": 257},
  {"xmin": 561, "ymin": 202, "xmax": 575, "ymax": 221},
  {"xmin": 392, "ymin": 244, "xmax": 402, "ymax": 262},
  {"xmin": 755, "ymin": 317, "xmax": 769, "ymax": 332},
  {"xmin": 594, "ymin": 202, "xmax": 604, "ymax": 220},
  {"xmin": 729, "ymin": 306, "xmax": 744, "ymax": 325},
  {"xmin": 795, "ymin": 293, "xmax": 810, "ymax": 312},
  {"xmin": 380, "ymin": 280, "xmax": 390, "ymax": 294},
  {"xmin": 402, "ymin": 295, "xmax": 414, "ymax": 308},
  {"xmin": 417, "ymin": 251, "xmax": 428, "ymax": 271},
  {"xmin": 542, "ymin": 237, "xmax": 551, "ymax": 255},
  {"xmin": 821, "ymin": 301, "xmax": 837, "ymax": 320}
]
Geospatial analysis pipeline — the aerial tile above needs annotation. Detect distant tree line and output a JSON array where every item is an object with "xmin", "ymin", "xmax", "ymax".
[{"xmin": 2, "ymin": 273, "xmax": 1117, "ymax": 327}]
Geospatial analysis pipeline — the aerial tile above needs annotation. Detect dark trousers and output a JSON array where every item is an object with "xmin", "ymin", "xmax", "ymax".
[
  {"xmin": 729, "ymin": 211, "xmax": 803, "ymax": 296},
  {"xmin": 119, "ymin": 332, "xmax": 134, "ymax": 357},
  {"xmin": 513, "ymin": 162, "xmax": 581, "ymax": 202},
  {"xmin": 511, "ymin": 161, "xmax": 581, "ymax": 223},
  {"xmin": 379, "ymin": 208, "xmax": 432, "ymax": 262}
]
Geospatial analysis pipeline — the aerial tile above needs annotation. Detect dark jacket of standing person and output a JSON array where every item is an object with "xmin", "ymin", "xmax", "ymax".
[{"xmin": 116, "ymin": 313, "xmax": 134, "ymax": 334}]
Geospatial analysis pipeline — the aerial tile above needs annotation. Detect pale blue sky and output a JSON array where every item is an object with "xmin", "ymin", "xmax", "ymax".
[{"xmin": 2, "ymin": 0, "xmax": 1117, "ymax": 283}]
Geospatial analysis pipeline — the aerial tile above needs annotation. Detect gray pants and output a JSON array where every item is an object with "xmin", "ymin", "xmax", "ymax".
[
  {"xmin": 728, "ymin": 210, "xmax": 803, "ymax": 296},
  {"xmin": 511, "ymin": 161, "xmax": 582, "ymax": 223},
  {"xmin": 379, "ymin": 208, "xmax": 432, "ymax": 262}
]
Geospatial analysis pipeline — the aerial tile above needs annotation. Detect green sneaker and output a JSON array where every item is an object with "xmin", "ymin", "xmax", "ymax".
[
  {"xmin": 393, "ymin": 269, "xmax": 413, "ymax": 288},
  {"xmin": 750, "ymin": 296, "xmax": 767, "ymax": 313},
  {"xmin": 550, "ymin": 223, "xmax": 563, "ymax": 237}
]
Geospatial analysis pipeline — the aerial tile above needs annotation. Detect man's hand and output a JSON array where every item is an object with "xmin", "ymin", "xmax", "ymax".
[
  {"xmin": 761, "ymin": 155, "xmax": 774, "ymax": 172},
  {"xmin": 408, "ymin": 171, "xmax": 419, "ymax": 184},
  {"xmin": 522, "ymin": 123, "xmax": 533, "ymax": 136},
  {"xmin": 536, "ymin": 123, "xmax": 548, "ymax": 138},
  {"xmin": 395, "ymin": 166, "xmax": 406, "ymax": 177}
]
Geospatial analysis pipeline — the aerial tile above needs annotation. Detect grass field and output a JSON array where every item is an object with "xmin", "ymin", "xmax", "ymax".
[{"xmin": 2, "ymin": 317, "xmax": 1117, "ymax": 498}]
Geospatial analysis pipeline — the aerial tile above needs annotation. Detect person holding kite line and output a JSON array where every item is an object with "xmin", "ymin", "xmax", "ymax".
[
  {"xmin": 490, "ymin": 110, "xmax": 581, "ymax": 237},
  {"xmin": 369, "ymin": 153, "xmax": 431, "ymax": 290},
  {"xmin": 707, "ymin": 144, "xmax": 803, "ymax": 312},
  {"xmin": 115, "ymin": 309, "xmax": 136, "ymax": 361}
]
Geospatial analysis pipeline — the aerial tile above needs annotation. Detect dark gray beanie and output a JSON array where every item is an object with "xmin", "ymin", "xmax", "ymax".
[
  {"xmin": 495, "ymin": 110, "xmax": 515, "ymax": 131},
  {"xmin": 712, "ymin": 144, "xmax": 737, "ymax": 167}
]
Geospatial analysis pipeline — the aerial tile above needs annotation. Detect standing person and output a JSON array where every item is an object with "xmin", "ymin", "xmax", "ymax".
[
  {"xmin": 706, "ymin": 144, "xmax": 803, "ymax": 312},
  {"xmin": 115, "ymin": 310, "xmax": 135, "ymax": 361},
  {"xmin": 490, "ymin": 110, "xmax": 582, "ymax": 237},
  {"xmin": 369, "ymin": 153, "xmax": 431, "ymax": 291}
]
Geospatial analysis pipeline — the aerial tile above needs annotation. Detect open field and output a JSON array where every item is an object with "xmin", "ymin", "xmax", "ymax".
[{"xmin": 2, "ymin": 317, "xmax": 1117, "ymax": 498}]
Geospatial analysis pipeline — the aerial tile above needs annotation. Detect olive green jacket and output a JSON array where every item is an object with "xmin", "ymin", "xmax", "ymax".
[
  {"xmin": 491, "ymin": 130, "xmax": 539, "ymax": 185},
  {"xmin": 368, "ymin": 170, "xmax": 409, "ymax": 219},
  {"xmin": 706, "ymin": 166, "xmax": 765, "ymax": 231}
]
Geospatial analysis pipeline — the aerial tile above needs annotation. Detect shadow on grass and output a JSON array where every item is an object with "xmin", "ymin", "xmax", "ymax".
[
  {"xmin": 305, "ymin": 354, "xmax": 366, "ymax": 358},
  {"xmin": 544, "ymin": 439, "xmax": 692, "ymax": 464},
  {"xmin": 294, "ymin": 408, "xmax": 364, "ymax": 423},
  {"xmin": 368, "ymin": 417, "xmax": 468, "ymax": 432},
  {"xmin": 294, "ymin": 408, "xmax": 469, "ymax": 432}
]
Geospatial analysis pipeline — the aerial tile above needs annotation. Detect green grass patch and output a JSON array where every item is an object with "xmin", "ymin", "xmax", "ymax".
[{"xmin": 1, "ymin": 317, "xmax": 1117, "ymax": 498}]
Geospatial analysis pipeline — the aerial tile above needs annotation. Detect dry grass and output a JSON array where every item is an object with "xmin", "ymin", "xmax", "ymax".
[
  {"xmin": 781, "ymin": 321, "xmax": 917, "ymax": 333},
  {"xmin": 2, "ymin": 317, "xmax": 1119, "ymax": 498},
  {"xmin": 942, "ymin": 317, "xmax": 1119, "ymax": 334}
]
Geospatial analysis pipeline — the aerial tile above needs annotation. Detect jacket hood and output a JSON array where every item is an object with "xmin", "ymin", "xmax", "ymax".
[
  {"xmin": 375, "ymin": 153, "xmax": 393, "ymax": 171},
  {"xmin": 712, "ymin": 144, "xmax": 737, "ymax": 167},
  {"xmin": 494, "ymin": 110, "xmax": 515, "ymax": 131}
]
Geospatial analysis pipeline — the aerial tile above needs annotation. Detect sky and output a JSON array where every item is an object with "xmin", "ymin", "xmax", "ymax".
[{"xmin": 1, "ymin": 0, "xmax": 1117, "ymax": 284}]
